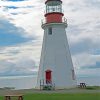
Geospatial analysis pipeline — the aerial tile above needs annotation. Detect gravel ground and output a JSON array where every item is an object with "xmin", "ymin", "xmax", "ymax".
[{"xmin": 0, "ymin": 88, "xmax": 100, "ymax": 96}]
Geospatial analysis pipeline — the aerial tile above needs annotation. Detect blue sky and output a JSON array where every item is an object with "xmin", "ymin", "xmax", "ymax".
[
  {"xmin": 0, "ymin": 18, "xmax": 32, "ymax": 46},
  {"xmin": 0, "ymin": 0, "xmax": 100, "ymax": 81}
]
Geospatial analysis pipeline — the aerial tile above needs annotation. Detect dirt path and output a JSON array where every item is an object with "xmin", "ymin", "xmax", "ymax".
[{"xmin": 0, "ymin": 89, "xmax": 100, "ymax": 96}]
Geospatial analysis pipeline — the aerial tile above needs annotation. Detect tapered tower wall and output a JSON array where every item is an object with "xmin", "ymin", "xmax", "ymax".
[{"xmin": 36, "ymin": 0, "xmax": 77, "ymax": 89}]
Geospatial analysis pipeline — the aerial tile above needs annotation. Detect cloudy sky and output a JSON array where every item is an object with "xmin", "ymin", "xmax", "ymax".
[{"xmin": 0, "ymin": 0, "xmax": 100, "ymax": 80}]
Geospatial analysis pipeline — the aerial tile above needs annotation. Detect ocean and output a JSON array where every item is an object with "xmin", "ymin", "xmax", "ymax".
[
  {"xmin": 0, "ymin": 76, "xmax": 99, "ymax": 90},
  {"xmin": 0, "ymin": 76, "xmax": 37, "ymax": 90}
]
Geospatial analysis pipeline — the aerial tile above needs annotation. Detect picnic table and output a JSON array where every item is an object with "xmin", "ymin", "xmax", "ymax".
[
  {"xmin": 79, "ymin": 83, "xmax": 86, "ymax": 88},
  {"xmin": 4, "ymin": 94, "xmax": 23, "ymax": 100}
]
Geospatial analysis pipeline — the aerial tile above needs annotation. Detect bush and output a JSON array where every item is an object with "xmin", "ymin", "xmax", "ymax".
[
  {"xmin": 85, "ymin": 86, "xmax": 99, "ymax": 90},
  {"xmin": 43, "ymin": 85, "xmax": 52, "ymax": 90}
]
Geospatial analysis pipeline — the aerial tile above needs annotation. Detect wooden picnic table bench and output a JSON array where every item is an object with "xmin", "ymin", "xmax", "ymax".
[{"xmin": 4, "ymin": 94, "xmax": 23, "ymax": 100}]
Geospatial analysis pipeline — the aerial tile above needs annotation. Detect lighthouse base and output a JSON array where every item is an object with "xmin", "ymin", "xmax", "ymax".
[
  {"xmin": 35, "ymin": 85, "xmax": 77, "ymax": 90},
  {"xmin": 35, "ymin": 79, "xmax": 77, "ymax": 90}
]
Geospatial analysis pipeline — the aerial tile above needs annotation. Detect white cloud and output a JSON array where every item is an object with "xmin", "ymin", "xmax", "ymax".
[
  {"xmin": 0, "ymin": 0, "xmax": 44, "ymax": 38},
  {"xmin": 0, "ymin": 40, "xmax": 42, "ymax": 76},
  {"xmin": 72, "ymin": 53, "xmax": 100, "ymax": 69}
]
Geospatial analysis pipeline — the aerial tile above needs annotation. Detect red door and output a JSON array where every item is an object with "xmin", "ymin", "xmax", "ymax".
[{"xmin": 45, "ymin": 70, "xmax": 52, "ymax": 84}]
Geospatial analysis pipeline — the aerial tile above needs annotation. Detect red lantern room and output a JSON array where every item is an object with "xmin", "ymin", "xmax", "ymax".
[{"xmin": 45, "ymin": 0, "xmax": 64, "ymax": 23}]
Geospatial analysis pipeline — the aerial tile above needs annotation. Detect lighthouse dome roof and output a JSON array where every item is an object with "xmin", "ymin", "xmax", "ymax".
[
  {"xmin": 47, "ymin": 0, "xmax": 61, "ymax": 1},
  {"xmin": 45, "ymin": 0, "xmax": 62, "ymax": 4}
]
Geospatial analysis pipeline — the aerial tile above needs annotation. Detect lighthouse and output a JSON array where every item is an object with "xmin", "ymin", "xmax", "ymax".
[{"xmin": 36, "ymin": 0, "xmax": 76, "ymax": 89}]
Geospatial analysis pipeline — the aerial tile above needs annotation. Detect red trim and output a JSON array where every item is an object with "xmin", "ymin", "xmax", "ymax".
[
  {"xmin": 45, "ymin": 0, "xmax": 62, "ymax": 4},
  {"xmin": 45, "ymin": 12, "xmax": 64, "ymax": 23},
  {"xmin": 45, "ymin": 12, "xmax": 64, "ymax": 17}
]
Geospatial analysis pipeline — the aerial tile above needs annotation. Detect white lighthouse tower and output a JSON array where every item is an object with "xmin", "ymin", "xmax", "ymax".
[{"xmin": 36, "ymin": 0, "xmax": 76, "ymax": 89}]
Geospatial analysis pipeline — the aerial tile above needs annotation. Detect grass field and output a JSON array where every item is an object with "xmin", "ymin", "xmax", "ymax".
[
  {"xmin": 0, "ymin": 87, "xmax": 100, "ymax": 100},
  {"xmin": 24, "ymin": 93, "xmax": 100, "ymax": 100},
  {"xmin": 0, "ymin": 93, "xmax": 99, "ymax": 100}
]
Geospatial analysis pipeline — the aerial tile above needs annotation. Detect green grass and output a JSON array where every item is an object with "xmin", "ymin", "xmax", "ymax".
[
  {"xmin": 0, "ymin": 96, "xmax": 3, "ymax": 100},
  {"xmin": 23, "ymin": 93, "xmax": 100, "ymax": 100}
]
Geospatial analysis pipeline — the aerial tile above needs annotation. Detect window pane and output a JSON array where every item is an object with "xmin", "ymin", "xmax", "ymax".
[{"xmin": 48, "ymin": 27, "xmax": 52, "ymax": 35}]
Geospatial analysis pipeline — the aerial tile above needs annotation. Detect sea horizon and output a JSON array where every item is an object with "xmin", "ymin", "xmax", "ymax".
[{"xmin": 0, "ymin": 75, "xmax": 99, "ymax": 90}]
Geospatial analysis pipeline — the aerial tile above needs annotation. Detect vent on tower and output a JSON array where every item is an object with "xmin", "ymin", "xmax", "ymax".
[{"xmin": 72, "ymin": 70, "xmax": 75, "ymax": 80}]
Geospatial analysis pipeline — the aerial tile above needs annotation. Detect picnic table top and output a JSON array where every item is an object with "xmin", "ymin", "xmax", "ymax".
[{"xmin": 4, "ymin": 94, "xmax": 23, "ymax": 97}]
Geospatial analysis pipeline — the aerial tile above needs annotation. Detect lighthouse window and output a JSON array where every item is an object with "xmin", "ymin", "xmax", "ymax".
[{"xmin": 48, "ymin": 27, "xmax": 52, "ymax": 35}]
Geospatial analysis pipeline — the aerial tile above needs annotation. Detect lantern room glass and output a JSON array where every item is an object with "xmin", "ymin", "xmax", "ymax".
[{"xmin": 46, "ymin": 1, "xmax": 62, "ymax": 14}]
